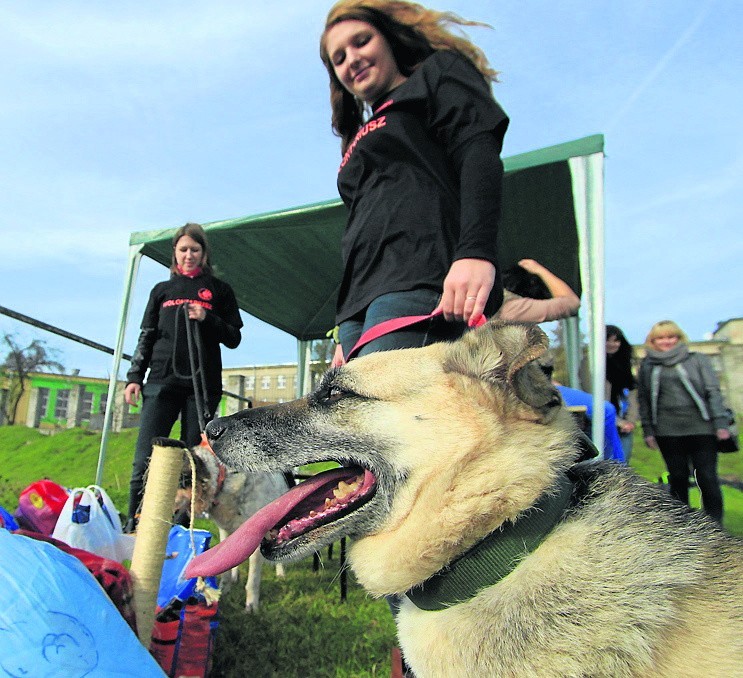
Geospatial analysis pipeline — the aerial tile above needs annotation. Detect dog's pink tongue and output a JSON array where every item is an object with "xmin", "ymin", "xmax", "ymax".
[{"xmin": 185, "ymin": 467, "xmax": 356, "ymax": 578}]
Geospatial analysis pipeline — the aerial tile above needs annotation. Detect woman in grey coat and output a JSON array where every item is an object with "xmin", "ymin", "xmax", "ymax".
[{"xmin": 638, "ymin": 320, "xmax": 731, "ymax": 522}]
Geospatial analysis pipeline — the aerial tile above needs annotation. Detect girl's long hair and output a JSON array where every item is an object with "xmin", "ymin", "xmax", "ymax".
[
  {"xmin": 320, "ymin": 0, "xmax": 499, "ymax": 153},
  {"xmin": 605, "ymin": 324, "xmax": 635, "ymax": 411}
]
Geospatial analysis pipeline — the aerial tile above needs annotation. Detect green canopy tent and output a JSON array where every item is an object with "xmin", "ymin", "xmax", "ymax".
[{"xmin": 96, "ymin": 134, "xmax": 606, "ymax": 483}]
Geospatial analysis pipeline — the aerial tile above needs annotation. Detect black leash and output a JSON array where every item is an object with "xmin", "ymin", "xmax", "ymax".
[{"xmin": 173, "ymin": 303, "xmax": 212, "ymax": 432}]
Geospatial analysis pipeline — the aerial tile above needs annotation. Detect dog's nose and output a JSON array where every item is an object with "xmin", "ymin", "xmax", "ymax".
[{"xmin": 205, "ymin": 418, "xmax": 226, "ymax": 441}]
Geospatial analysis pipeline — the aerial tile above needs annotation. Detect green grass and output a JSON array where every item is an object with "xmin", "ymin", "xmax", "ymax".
[
  {"xmin": 626, "ymin": 427, "xmax": 743, "ymax": 536},
  {"xmin": 1, "ymin": 424, "xmax": 742, "ymax": 676},
  {"xmin": 212, "ymin": 558, "xmax": 395, "ymax": 677}
]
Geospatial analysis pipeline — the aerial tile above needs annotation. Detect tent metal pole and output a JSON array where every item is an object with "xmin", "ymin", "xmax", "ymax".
[
  {"xmin": 562, "ymin": 316, "xmax": 581, "ymax": 389},
  {"xmin": 586, "ymin": 151, "xmax": 606, "ymax": 455},
  {"xmin": 296, "ymin": 340, "xmax": 312, "ymax": 398},
  {"xmin": 569, "ymin": 153, "xmax": 606, "ymax": 457},
  {"xmin": 96, "ymin": 245, "xmax": 143, "ymax": 486}
]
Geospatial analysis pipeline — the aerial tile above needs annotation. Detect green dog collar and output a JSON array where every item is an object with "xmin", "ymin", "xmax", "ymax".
[{"xmin": 406, "ymin": 473, "xmax": 574, "ymax": 611}]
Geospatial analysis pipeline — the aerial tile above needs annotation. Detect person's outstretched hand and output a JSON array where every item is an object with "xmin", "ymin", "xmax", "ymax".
[{"xmin": 517, "ymin": 258, "xmax": 545, "ymax": 275}]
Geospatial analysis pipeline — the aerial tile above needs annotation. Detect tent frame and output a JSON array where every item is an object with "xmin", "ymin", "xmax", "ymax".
[{"xmin": 96, "ymin": 135, "xmax": 605, "ymax": 485}]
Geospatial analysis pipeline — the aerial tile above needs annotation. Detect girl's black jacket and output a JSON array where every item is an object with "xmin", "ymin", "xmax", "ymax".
[{"xmin": 126, "ymin": 272, "xmax": 242, "ymax": 395}]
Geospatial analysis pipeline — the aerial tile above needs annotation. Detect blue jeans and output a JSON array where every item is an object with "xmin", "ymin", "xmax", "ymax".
[
  {"xmin": 619, "ymin": 430, "xmax": 634, "ymax": 464},
  {"xmin": 339, "ymin": 289, "xmax": 467, "ymax": 361}
]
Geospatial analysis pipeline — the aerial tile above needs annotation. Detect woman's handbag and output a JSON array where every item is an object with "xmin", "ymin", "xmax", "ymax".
[{"xmin": 718, "ymin": 408, "xmax": 739, "ymax": 453}]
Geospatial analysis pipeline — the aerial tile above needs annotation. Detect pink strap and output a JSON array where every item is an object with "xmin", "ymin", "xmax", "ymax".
[{"xmin": 346, "ymin": 309, "xmax": 486, "ymax": 360}]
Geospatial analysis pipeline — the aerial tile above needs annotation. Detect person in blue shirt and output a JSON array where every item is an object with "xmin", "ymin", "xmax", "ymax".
[{"xmin": 556, "ymin": 384, "xmax": 625, "ymax": 462}]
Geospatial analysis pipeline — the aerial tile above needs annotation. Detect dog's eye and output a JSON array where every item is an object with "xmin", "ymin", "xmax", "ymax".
[{"xmin": 321, "ymin": 384, "xmax": 348, "ymax": 405}]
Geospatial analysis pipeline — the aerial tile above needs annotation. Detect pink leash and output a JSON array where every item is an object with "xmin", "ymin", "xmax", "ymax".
[{"xmin": 346, "ymin": 309, "xmax": 486, "ymax": 361}]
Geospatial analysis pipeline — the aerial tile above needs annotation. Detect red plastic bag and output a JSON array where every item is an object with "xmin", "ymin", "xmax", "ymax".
[{"xmin": 14, "ymin": 479, "xmax": 69, "ymax": 535}]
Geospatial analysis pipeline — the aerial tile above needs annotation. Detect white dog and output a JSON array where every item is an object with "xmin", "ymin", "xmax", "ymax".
[{"xmin": 175, "ymin": 444, "xmax": 290, "ymax": 612}]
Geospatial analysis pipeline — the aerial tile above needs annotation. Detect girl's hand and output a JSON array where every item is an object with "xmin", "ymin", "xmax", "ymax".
[
  {"xmin": 434, "ymin": 258, "xmax": 495, "ymax": 326},
  {"xmin": 331, "ymin": 343, "xmax": 345, "ymax": 368},
  {"xmin": 124, "ymin": 383, "xmax": 141, "ymax": 406},
  {"xmin": 187, "ymin": 303, "xmax": 206, "ymax": 321},
  {"xmin": 618, "ymin": 420, "xmax": 635, "ymax": 434},
  {"xmin": 717, "ymin": 428, "xmax": 731, "ymax": 441},
  {"xmin": 644, "ymin": 435, "xmax": 658, "ymax": 450},
  {"xmin": 517, "ymin": 258, "xmax": 543, "ymax": 274}
]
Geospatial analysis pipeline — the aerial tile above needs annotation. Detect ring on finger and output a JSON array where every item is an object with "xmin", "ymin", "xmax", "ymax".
[{"xmin": 466, "ymin": 296, "xmax": 477, "ymax": 300}]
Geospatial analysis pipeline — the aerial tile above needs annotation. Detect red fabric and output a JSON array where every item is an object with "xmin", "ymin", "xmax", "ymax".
[
  {"xmin": 150, "ymin": 599, "xmax": 218, "ymax": 678},
  {"xmin": 150, "ymin": 605, "xmax": 181, "ymax": 676},
  {"xmin": 176, "ymin": 265, "xmax": 203, "ymax": 278},
  {"xmin": 176, "ymin": 601, "xmax": 218, "ymax": 678},
  {"xmin": 14, "ymin": 529, "xmax": 138, "ymax": 633}
]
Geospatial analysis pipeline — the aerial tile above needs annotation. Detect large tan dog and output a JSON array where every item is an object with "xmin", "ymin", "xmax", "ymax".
[{"xmin": 187, "ymin": 321, "xmax": 743, "ymax": 677}]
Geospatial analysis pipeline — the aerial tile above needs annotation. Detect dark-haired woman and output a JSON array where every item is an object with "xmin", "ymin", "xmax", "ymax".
[
  {"xmin": 123, "ymin": 223, "xmax": 242, "ymax": 530},
  {"xmin": 603, "ymin": 325, "xmax": 638, "ymax": 462},
  {"xmin": 497, "ymin": 258, "xmax": 580, "ymax": 323},
  {"xmin": 580, "ymin": 325, "xmax": 639, "ymax": 463},
  {"xmin": 320, "ymin": 0, "xmax": 509, "ymax": 364}
]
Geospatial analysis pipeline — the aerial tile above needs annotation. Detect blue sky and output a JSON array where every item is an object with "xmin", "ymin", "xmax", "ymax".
[{"xmin": 2, "ymin": 0, "xmax": 741, "ymax": 379}]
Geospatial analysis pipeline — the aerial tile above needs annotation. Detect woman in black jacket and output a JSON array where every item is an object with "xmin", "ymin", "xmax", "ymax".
[
  {"xmin": 321, "ymin": 0, "xmax": 508, "ymax": 365},
  {"xmin": 123, "ymin": 223, "xmax": 242, "ymax": 530},
  {"xmin": 638, "ymin": 320, "xmax": 730, "ymax": 522}
]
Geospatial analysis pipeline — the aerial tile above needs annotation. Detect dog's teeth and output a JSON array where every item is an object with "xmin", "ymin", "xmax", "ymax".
[
  {"xmin": 334, "ymin": 477, "xmax": 362, "ymax": 500},
  {"xmin": 309, "ymin": 510, "xmax": 318, "ymax": 517},
  {"xmin": 325, "ymin": 498, "xmax": 333, "ymax": 508}
]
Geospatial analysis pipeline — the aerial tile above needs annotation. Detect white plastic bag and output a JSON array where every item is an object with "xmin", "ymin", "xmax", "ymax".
[{"xmin": 52, "ymin": 486, "xmax": 131, "ymax": 563}]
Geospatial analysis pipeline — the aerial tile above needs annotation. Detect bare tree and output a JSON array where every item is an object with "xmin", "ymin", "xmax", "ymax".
[{"xmin": 1, "ymin": 334, "xmax": 64, "ymax": 424}]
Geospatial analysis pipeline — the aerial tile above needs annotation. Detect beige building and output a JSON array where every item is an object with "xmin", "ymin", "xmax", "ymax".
[{"xmin": 222, "ymin": 362, "xmax": 327, "ymax": 414}]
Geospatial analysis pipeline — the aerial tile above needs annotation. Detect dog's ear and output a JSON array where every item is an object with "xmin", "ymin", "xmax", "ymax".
[
  {"xmin": 445, "ymin": 321, "xmax": 562, "ymax": 421},
  {"xmin": 180, "ymin": 451, "xmax": 210, "ymax": 488}
]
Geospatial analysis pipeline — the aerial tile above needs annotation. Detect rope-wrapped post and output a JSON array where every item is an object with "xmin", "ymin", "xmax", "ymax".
[{"xmin": 130, "ymin": 437, "xmax": 186, "ymax": 645}]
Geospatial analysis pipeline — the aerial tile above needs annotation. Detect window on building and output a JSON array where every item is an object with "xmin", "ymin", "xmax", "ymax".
[
  {"xmin": 100, "ymin": 393, "xmax": 108, "ymax": 414},
  {"xmin": 277, "ymin": 375, "xmax": 286, "ymax": 389},
  {"xmin": 54, "ymin": 389, "xmax": 70, "ymax": 419},
  {"xmin": 0, "ymin": 389, "xmax": 8, "ymax": 425},
  {"xmin": 245, "ymin": 376, "xmax": 255, "ymax": 389},
  {"xmin": 37, "ymin": 388, "xmax": 50, "ymax": 419},
  {"xmin": 261, "ymin": 376, "xmax": 271, "ymax": 390},
  {"xmin": 79, "ymin": 391, "xmax": 95, "ymax": 421}
]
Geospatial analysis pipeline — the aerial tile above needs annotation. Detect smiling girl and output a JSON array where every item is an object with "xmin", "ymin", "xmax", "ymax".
[{"xmin": 320, "ymin": 0, "xmax": 508, "ymax": 364}]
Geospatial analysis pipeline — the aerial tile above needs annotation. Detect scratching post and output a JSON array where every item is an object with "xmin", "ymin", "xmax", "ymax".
[{"xmin": 130, "ymin": 437, "xmax": 185, "ymax": 645}]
